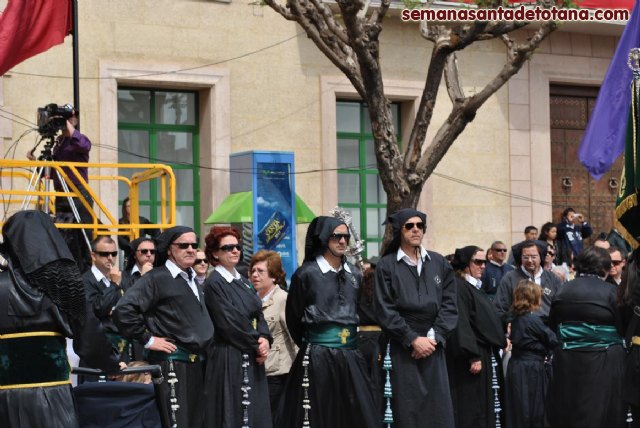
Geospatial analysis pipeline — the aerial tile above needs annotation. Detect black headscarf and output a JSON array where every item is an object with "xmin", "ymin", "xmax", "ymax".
[
  {"xmin": 381, "ymin": 208, "xmax": 427, "ymax": 257},
  {"xmin": 511, "ymin": 239, "xmax": 548, "ymax": 267},
  {"xmin": 125, "ymin": 236, "xmax": 155, "ymax": 271},
  {"xmin": 303, "ymin": 216, "xmax": 346, "ymax": 262},
  {"xmin": 2, "ymin": 210, "xmax": 75, "ymax": 273},
  {"xmin": 451, "ymin": 245, "xmax": 480, "ymax": 272},
  {"xmin": 2, "ymin": 210, "xmax": 86, "ymax": 320},
  {"xmin": 154, "ymin": 226, "xmax": 195, "ymax": 267}
]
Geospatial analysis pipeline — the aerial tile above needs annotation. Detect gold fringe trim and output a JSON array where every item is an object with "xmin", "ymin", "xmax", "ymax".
[
  {"xmin": 615, "ymin": 218, "xmax": 639, "ymax": 250},
  {"xmin": 0, "ymin": 379, "xmax": 71, "ymax": 390},
  {"xmin": 0, "ymin": 331, "xmax": 62, "ymax": 339}
]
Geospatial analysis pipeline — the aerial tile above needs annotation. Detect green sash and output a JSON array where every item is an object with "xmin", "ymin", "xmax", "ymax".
[
  {"xmin": 0, "ymin": 332, "xmax": 70, "ymax": 389},
  {"xmin": 147, "ymin": 345, "xmax": 204, "ymax": 363},
  {"xmin": 558, "ymin": 322, "xmax": 623, "ymax": 350},
  {"xmin": 306, "ymin": 323, "xmax": 357, "ymax": 349}
]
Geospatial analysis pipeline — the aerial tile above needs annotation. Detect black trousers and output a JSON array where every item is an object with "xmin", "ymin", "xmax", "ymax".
[{"xmin": 267, "ymin": 373, "xmax": 288, "ymax": 422}]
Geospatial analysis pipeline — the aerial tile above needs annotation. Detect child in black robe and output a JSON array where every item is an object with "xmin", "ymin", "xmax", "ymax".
[{"xmin": 505, "ymin": 279, "xmax": 558, "ymax": 428}]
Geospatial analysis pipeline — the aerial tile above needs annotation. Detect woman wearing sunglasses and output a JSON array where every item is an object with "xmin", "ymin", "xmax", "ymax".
[
  {"xmin": 193, "ymin": 249, "xmax": 209, "ymax": 287},
  {"xmin": 447, "ymin": 245, "xmax": 506, "ymax": 428},
  {"xmin": 202, "ymin": 226, "xmax": 273, "ymax": 428}
]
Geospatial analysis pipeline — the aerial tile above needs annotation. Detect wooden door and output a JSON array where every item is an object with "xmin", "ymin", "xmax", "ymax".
[{"xmin": 550, "ymin": 85, "xmax": 623, "ymax": 241}]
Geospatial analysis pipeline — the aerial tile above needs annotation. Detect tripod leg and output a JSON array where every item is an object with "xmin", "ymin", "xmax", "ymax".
[
  {"xmin": 54, "ymin": 169, "xmax": 92, "ymax": 252},
  {"xmin": 21, "ymin": 166, "xmax": 46, "ymax": 211}
]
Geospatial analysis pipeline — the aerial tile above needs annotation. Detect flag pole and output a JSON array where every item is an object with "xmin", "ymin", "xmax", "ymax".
[{"xmin": 72, "ymin": 0, "xmax": 80, "ymax": 130}]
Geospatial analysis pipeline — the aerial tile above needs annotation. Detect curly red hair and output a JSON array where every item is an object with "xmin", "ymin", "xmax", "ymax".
[{"xmin": 204, "ymin": 226, "xmax": 241, "ymax": 266}]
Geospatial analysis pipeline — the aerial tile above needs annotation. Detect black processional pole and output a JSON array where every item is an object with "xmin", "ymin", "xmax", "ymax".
[{"xmin": 71, "ymin": 0, "xmax": 80, "ymax": 129}]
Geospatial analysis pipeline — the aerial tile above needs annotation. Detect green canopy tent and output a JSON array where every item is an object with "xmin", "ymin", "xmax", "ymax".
[{"xmin": 204, "ymin": 191, "xmax": 315, "ymax": 224}]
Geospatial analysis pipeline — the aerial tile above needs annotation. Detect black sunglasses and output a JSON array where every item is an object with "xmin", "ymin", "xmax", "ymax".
[
  {"xmin": 194, "ymin": 258, "xmax": 208, "ymax": 264},
  {"xmin": 471, "ymin": 259, "xmax": 486, "ymax": 266},
  {"xmin": 329, "ymin": 233, "xmax": 351, "ymax": 243},
  {"xmin": 403, "ymin": 222, "xmax": 425, "ymax": 231},
  {"xmin": 95, "ymin": 251, "xmax": 118, "ymax": 258},
  {"xmin": 219, "ymin": 244, "xmax": 242, "ymax": 252},
  {"xmin": 493, "ymin": 248, "xmax": 508, "ymax": 253},
  {"xmin": 137, "ymin": 249, "xmax": 156, "ymax": 255},
  {"xmin": 612, "ymin": 260, "xmax": 623, "ymax": 266},
  {"xmin": 547, "ymin": 252, "xmax": 555, "ymax": 257},
  {"xmin": 172, "ymin": 242, "xmax": 198, "ymax": 250}
]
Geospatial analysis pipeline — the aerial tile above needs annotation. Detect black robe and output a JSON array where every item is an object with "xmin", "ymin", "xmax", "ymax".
[
  {"xmin": 445, "ymin": 277, "xmax": 506, "ymax": 428},
  {"xmin": 357, "ymin": 277, "xmax": 386, "ymax": 418},
  {"xmin": 277, "ymin": 259, "xmax": 379, "ymax": 428},
  {"xmin": 203, "ymin": 269, "xmax": 273, "ymax": 428},
  {"xmin": 505, "ymin": 312, "xmax": 558, "ymax": 428},
  {"xmin": 113, "ymin": 265, "xmax": 213, "ymax": 428},
  {"xmin": 548, "ymin": 276, "xmax": 625, "ymax": 428},
  {"xmin": 373, "ymin": 251, "xmax": 458, "ymax": 428},
  {"xmin": 0, "ymin": 262, "xmax": 119, "ymax": 428}
]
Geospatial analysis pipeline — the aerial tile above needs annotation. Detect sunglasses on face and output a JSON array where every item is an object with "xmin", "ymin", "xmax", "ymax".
[
  {"xmin": 95, "ymin": 251, "xmax": 118, "ymax": 258},
  {"xmin": 329, "ymin": 233, "xmax": 351, "ymax": 243},
  {"xmin": 493, "ymin": 248, "xmax": 507, "ymax": 253},
  {"xmin": 219, "ymin": 244, "xmax": 242, "ymax": 252},
  {"xmin": 137, "ymin": 249, "xmax": 156, "ymax": 255},
  {"xmin": 611, "ymin": 260, "xmax": 623, "ymax": 266},
  {"xmin": 471, "ymin": 259, "xmax": 486, "ymax": 266},
  {"xmin": 404, "ymin": 222, "xmax": 425, "ymax": 231},
  {"xmin": 194, "ymin": 258, "xmax": 208, "ymax": 264},
  {"xmin": 172, "ymin": 242, "xmax": 198, "ymax": 250},
  {"xmin": 547, "ymin": 252, "xmax": 555, "ymax": 257}
]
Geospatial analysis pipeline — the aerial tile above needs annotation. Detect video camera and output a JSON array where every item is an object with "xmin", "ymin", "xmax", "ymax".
[{"xmin": 37, "ymin": 103, "xmax": 74, "ymax": 137}]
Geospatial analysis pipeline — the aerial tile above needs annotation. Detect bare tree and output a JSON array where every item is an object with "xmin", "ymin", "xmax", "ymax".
[{"xmin": 262, "ymin": 0, "xmax": 557, "ymax": 248}]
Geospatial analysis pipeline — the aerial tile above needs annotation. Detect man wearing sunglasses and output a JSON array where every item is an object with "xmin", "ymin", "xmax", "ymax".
[
  {"xmin": 607, "ymin": 246, "xmax": 625, "ymax": 286},
  {"xmin": 480, "ymin": 241, "xmax": 514, "ymax": 301},
  {"xmin": 82, "ymin": 236, "xmax": 127, "ymax": 364},
  {"xmin": 373, "ymin": 208, "xmax": 457, "ymax": 428},
  {"xmin": 120, "ymin": 237, "xmax": 156, "ymax": 291},
  {"xmin": 114, "ymin": 226, "xmax": 214, "ymax": 428},
  {"xmin": 279, "ymin": 216, "xmax": 379, "ymax": 427}
]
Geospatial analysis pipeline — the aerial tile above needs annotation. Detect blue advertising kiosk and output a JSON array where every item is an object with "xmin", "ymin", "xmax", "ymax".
[{"xmin": 206, "ymin": 151, "xmax": 315, "ymax": 282}]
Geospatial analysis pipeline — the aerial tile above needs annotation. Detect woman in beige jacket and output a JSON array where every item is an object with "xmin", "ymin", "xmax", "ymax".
[{"xmin": 250, "ymin": 250, "xmax": 299, "ymax": 419}]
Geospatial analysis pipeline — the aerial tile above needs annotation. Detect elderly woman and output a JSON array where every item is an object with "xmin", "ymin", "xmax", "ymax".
[
  {"xmin": 249, "ymin": 250, "xmax": 298, "ymax": 420},
  {"xmin": 203, "ymin": 226, "xmax": 273, "ymax": 428},
  {"xmin": 446, "ymin": 245, "xmax": 506, "ymax": 428},
  {"xmin": 548, "ymin": 246, "xmax": 625, "ymax": 428}
]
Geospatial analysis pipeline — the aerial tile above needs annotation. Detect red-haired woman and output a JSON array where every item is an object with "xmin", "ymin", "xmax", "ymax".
[{"xmin": 202, "ymin": 226, "xmax": 273, "ymax": 428}]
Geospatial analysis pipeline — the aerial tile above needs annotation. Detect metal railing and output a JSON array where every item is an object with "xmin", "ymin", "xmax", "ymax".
[{"xmin": 0, "ymin": 159, "xmax": 176, "ymax": 242}]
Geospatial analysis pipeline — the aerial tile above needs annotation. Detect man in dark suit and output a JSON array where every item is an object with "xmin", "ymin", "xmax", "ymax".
[{"xmin": 82, "ymin": 236, "xmax": 128, "ymax": 361}]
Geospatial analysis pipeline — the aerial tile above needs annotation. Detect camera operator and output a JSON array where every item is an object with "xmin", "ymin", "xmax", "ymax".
[{"xmin": 27, "ymin": 106, "xmax": 94, "ymax": 272}]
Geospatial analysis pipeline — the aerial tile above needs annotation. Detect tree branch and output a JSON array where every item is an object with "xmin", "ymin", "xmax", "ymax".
[
  {"xmin": 444, "ymin": 53, "xmax": 464, "ymax": 103},
  {"xmin": 415, "ymin": 20, "xmax": 556, "ymax": 179}
]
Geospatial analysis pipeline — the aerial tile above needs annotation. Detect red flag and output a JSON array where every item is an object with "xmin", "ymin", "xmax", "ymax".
[{"xmin": 0, "ymin": 0, "xmax": 72, "ymax": 76}]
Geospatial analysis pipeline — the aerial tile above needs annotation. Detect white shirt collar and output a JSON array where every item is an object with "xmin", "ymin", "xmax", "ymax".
[
  {"xmin": 465, "ymin": 274, "xmax": 482, "ymax": 289},
  {"xmin": 214, "ymin": 264, "xmax": 241, "ymax": 283},
  {"xmin": 316, "ymin": 255, "xmax": 352, "ymax": 274},
  {"xmin": 396, "ymin": 246, "xmax": 430, "ymax": 262},
  {"xmin": 489, "ymin": 259, "xmax": 505, "ymax": 267},
  {"xmin": 165, "ymin": 259, "xmax": 196, "ymax": 280},
  {"xmin": 131, "ymin": 264, "xmax": 141, "ymax": 275},
  {"xmin": 91, "ymin": 265, "xmax": 110, "ymax": 287}
]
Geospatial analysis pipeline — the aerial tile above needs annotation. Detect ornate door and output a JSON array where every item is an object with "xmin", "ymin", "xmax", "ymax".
[{"xmin": 550, "ymin": 85, "xmax": 622, "ymax": 241}]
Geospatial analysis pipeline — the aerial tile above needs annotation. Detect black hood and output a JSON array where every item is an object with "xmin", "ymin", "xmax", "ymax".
[
  {"xmin": 381, "ymin": 208, "xmax": 427, "ymax": 257},
  {"xmin": 154, "ymin": 226, "xmax": 194, "ymax": 266},
  {"xmin": 2, "ymin": 210, "xmax": 75, "ymax": 273},
  {"xmin": 303, "ymin": 216, "xmax": 346, "ymax": 262}
]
